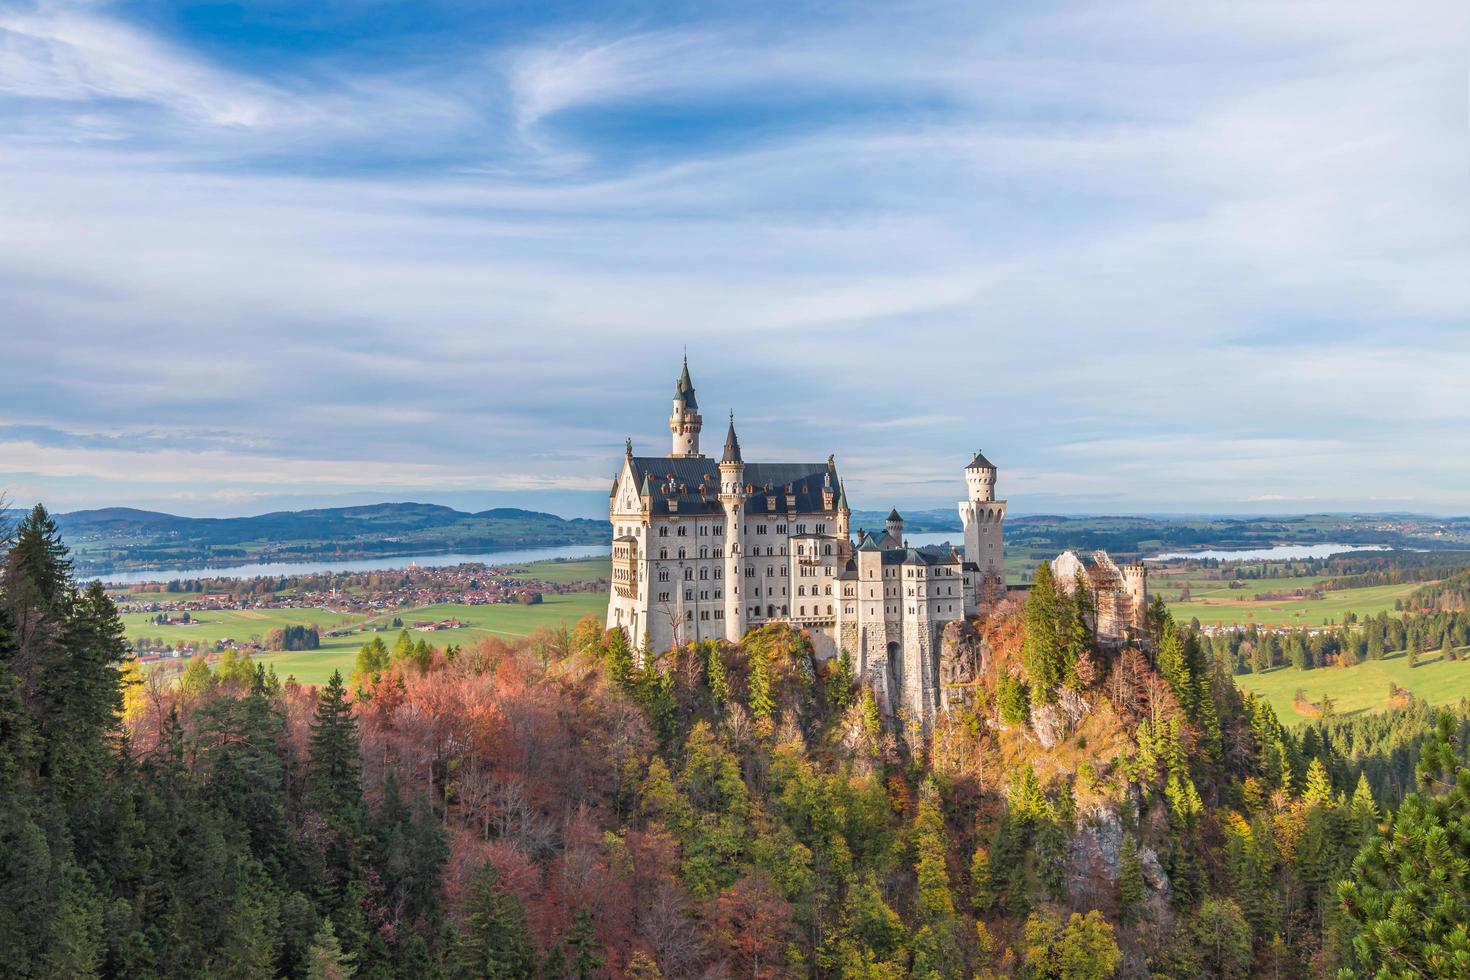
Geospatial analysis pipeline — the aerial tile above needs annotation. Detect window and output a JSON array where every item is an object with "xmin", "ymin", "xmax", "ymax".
[
  {"xmin": 700, "ymin": 610, "xmax": 709, "ymax": 620},
  {"xmin": 658, "ymin": 592, "xmax": 670, "ymax": 602},
  {"xmin": 659, "ymin": 549, "xmax": 668, "ymax": 560},
  {"xmin": 684, "ymin": 568, "xmax": 693, "ymax": 581},
  {"xmin": 745, "ymin": 567, "xmax": 755, "ymax": 578},
  {"xmin": 756, "ymin": 524, "xmax": 768, "ymax": 535},
  {"xmin": 776, "ymin": 524, "xmax": 786, "ymax": 534},
  {"xmin": 677, "ymin": 525, "xmax": 687, "ymax": 537},
  {"xmin": 677, "ymin": 548, "xmax": 686, "ymax": 559},
  {"xmin": 796, "ymin": 524, "xmax": 806, "ymax": 534},
  {"xmin": 699, "ymin": 568, "xmax": 708, "ymax": 580},
  {"xmin": 685, "ymin": 589, "xmax": 693, "ymax": 600},
  {"xmin": 715, "ymin": 609, "xmax": 723, "ymax": 619},
  {"xmin": 657, "ymin": 569, "xmax": 670, "ymax": 582},
  {"xmin": 658, "ymin": 526, "xmax": 668, "ymax": 537}
]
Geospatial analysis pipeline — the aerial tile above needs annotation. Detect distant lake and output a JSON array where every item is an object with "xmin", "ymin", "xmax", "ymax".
[
  {"xmin": 90, "ymin": 530, "xmax": 970, "ymax": 585},
  {"xmin": 92, "ymin": 544, "xmax": 613, "ymax": 586},
  {"xmin": 1149, "ymin": 543, "xmax": 1393, "ymax": 562}
]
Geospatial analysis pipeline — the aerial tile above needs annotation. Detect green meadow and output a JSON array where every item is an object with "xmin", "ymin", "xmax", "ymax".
[
  {"xmin": 1165, "ymin": 580, "xmax": 1426, "ymax": 628},
  {"xmin": 129, "ymin": 592, "xmax": 607, "ymax": 687},
  {"xmin": 1236, "ymin": 647, "xmax": 1470, "ymax": 723}
]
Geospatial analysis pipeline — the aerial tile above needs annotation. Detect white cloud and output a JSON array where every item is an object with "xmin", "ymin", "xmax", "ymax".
[{"xmin": 1, "ymin": 1, "xmax": 1468, "ymax": 515}]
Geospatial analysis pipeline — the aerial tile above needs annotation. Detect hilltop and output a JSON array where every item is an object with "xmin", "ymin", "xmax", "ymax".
[{"xmin": 53, "ymin": 502, "xmax": 605, "ymax": 575}]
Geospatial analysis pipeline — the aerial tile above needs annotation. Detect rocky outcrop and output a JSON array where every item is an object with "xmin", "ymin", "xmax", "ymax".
[
  {"xmin": 937, "ymin": 619, "xmax": 988, "ymax": 715},
  {"xmin": 1066, "ymin": 804, "xmax": 1173, "ymax": 923}
]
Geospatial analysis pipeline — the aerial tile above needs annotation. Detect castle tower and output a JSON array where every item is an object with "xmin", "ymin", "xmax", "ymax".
[
  {"xmin": 718, "ymin": 412, "xmax": 746, "ymax": 642},
  {"xmin": 1122, "ymin": 561, "xmax": 1149, "ymax": 644},
  {"xmin": 885, "ymin": 509, "xmax": 905, "ymax": 547},
  {"xmin": 958, "ymin": 451, "xmax": 1006, "ymax": 600},
  {"xmin": 835, "ymin": 481, "xmax": 851, "ymax": 538},
  {"xmin": 669, "ymin": 356, "xmax": 703, "ymax": 458}
]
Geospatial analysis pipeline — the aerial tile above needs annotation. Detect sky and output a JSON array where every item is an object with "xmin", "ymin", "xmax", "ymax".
[{"xmin": 1, "ymin": 0, "xmax": 1468, "ymax": 521}]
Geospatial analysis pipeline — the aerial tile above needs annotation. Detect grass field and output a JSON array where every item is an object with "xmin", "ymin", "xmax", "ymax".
[
  {"xmin": 129, "ymin": 592, "xmax": 607, "ymax": 687},
  {"xmin": 1236, "ymin": 648, "xmax": 1470, "ymax": 723},
  {"xmin": 1165, "ymin": 580, "xmax": 1426, "ymax": 628},
  {"xmin": 497, "ymin": 557, "xmax": 610, "ymax": 584}
]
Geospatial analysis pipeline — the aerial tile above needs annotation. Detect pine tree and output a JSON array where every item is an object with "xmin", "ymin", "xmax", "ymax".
[
  {"xmin": 306, "ymin": 917, "xmax": 356, "ymax": 980},
  {"xmin": 454, "ymin": 861, "xmax": 534, "ymax": 979},
  {"xmin": 1022, "ymin": 562, "xmax": 1063, "ymax": 703},
  {"xmin": 568, "ymin": 907, "xmax": 603, "ymax": 979},
  {"xmin": 746, "ymin": 635, "xmax": 777, "ymax": 727},
  {"xmin": 604, "ymin": 628, "xmax": 634, "ymax": 690},
  {"xmin": 1350, "ymin": 773, "xmax": 1379, "ymax": 825},
  {"xmin": 827, "ymin": 649, "xmax": 855, "ymax": 714},
  {"xmin": 913, "ymin": 786, "xmax": 955, "ymax": 923},
  {"xmin": 308, "ymin": 671, "xmax": 363, "ymax": 826},
  {"xmin": 1117, "ymin": 833, "xmax": 1144, "ymax": 923},
  {"xmin": 1301, "ymin": 758, "xmax": 1333, "ymax": 810},
  {"xmin": 1064, "ymin": 570, "xmax": 1094, "ymax": 687},
  {"xmin": 705, "ymin": 642, "xmax": 729, "ymax": 706},
  {"xmin": 969, "ymin": 847, "xmax": 995, "ymax": 913}
]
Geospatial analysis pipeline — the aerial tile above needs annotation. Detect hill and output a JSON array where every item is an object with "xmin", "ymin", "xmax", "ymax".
[{"xmin": 54, "ymin": 502, "xmax": 606, "ymax": 575}]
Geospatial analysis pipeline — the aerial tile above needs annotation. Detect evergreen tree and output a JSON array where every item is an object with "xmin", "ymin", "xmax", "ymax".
[
  {"xmin": 913, "ymin": 788, "xmax": 955, "ymax": 922},
  {"xmin": 454, "ymin": 861, "xmax": 535, "ymax": 979},
  {"xmin": 308, "ymin": 670, "xmax": 363, "ymax": 826},
  {"xmin": 604, "ymin": 628, "xmax": 634, "ymax": 690},
  {"xmin": 1191, "ymin": 897, "xmax": 1252, "ymax": 979},
  {"xmin": 1117, "ymin": 833, "xmax": 1144, "ymax": 924},
  {"xmin": 1022, "ymin": 562, "xmax": 1063, "ymax": 703},
  {"xmin": 969, "ymin": 847, "xmax": 995, "ymax": 913},
  {"xmin": 306, "ymin": 917, "xmax": 356, "ymax": 980},
  {"xmin": 705, "ymin": 641, "xmax": 729, "ymax": 706},
  {"xmin": 567, "ymin": 906, "xmax": 603, "ymax": 979}
]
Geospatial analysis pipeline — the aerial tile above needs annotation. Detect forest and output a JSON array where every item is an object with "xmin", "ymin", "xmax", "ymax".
[{"xmin": 3, "ymin": 502, "xmax": 1469, "ymax": 979}]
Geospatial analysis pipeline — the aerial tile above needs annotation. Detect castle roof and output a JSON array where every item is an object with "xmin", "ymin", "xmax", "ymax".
[
  {"xmin": 627, "ymin": 455, "xmax": 838, "ymax": 517},
  {"xmin": 886, "ymin": 508, "xmax": 903, "ymax": 523},
  {"xmin": 674, "ymin": 357, "xmax": 698, "ymax": 410},
  {"xmin": 965, "ymin": 451, "xmax": 996, "ymax": 471},
  {"xmin": 721, "ymin": 414, "xmax": 742, "ymax": 464}
]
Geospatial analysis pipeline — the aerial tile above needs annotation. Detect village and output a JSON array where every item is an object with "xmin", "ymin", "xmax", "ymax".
[{"xmin": 115, "ymin": 561, "xmax": 607, "ymax": 662}]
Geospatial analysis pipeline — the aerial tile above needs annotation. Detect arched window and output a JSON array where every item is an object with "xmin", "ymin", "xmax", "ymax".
[
  {"xmin": 659, "ymin": 549, "xmax": 668, "ymax": 560},
  {"xmin": 678, "ymin": 548, "xmax": 686, "ymax": 559}
]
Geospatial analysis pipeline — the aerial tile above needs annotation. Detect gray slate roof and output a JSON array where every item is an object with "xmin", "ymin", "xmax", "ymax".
[{"xmin": 627, "ymin": 455, "xmax": 838, "ymax": 517}]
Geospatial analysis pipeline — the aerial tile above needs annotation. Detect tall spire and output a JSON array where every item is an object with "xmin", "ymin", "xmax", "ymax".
[
  {"xmin": 675, "ymin": 354, "xmax": 697, "ymax": 409},
  {"xmin": 721, "ymin": 410, "xmax": 742, "ymax": 464}
]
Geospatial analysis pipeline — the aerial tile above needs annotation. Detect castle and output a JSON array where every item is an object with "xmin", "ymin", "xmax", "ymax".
[
  {"xmin": 1050, "ymin": 550, "xmax": 1149, "ymax": 649},
  {"xmin": 606, "ymin": 359, "xmax": 1006, "ymax": 720}
]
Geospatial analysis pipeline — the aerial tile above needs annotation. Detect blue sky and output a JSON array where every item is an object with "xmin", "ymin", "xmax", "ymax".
[{"xmin": 1, "ymin": 0, "xmax": 1468, "ymax": 520}]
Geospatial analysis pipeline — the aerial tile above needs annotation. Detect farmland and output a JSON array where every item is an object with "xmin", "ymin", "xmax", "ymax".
[{"xmin": 129, "ymin": 591, "xmax": 607, "ymax": 687}]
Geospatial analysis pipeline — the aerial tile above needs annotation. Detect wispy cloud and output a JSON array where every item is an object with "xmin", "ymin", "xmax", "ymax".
[{"xmin": 1, "ymin": 0, "xmax": 1467, "ymax": 517}]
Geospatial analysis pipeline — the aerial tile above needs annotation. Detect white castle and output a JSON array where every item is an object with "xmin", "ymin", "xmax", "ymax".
[{"xmin": 606, "ymin": 359, "xmax": 1006, "ymax": 719}]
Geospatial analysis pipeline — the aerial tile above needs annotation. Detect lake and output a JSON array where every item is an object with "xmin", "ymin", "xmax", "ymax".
[
  {"xmin": 92, "ymin": 544, "xmax": 613, "ymax": 585},
  {"xmin": 1149, "ymin": 543, "xmax": 1392, "ymax": 562},
  {"xmin": 90, "ymin": 529, "xmax": 970, "ymax": 585}
]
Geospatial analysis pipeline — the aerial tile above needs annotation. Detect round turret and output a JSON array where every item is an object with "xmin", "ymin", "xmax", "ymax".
[
  {"xmin": 964, "ymin": 450, "xmax": 996, "ymax": 502},
  {"xmin": 669, "ymin": 356, "xmax": 703, "ymax": 457}
]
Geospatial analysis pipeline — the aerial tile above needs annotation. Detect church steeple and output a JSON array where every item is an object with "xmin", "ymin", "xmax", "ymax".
[{"xmin": 669, "ymin": 355, "xmax": 704, "ymax": 458}]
